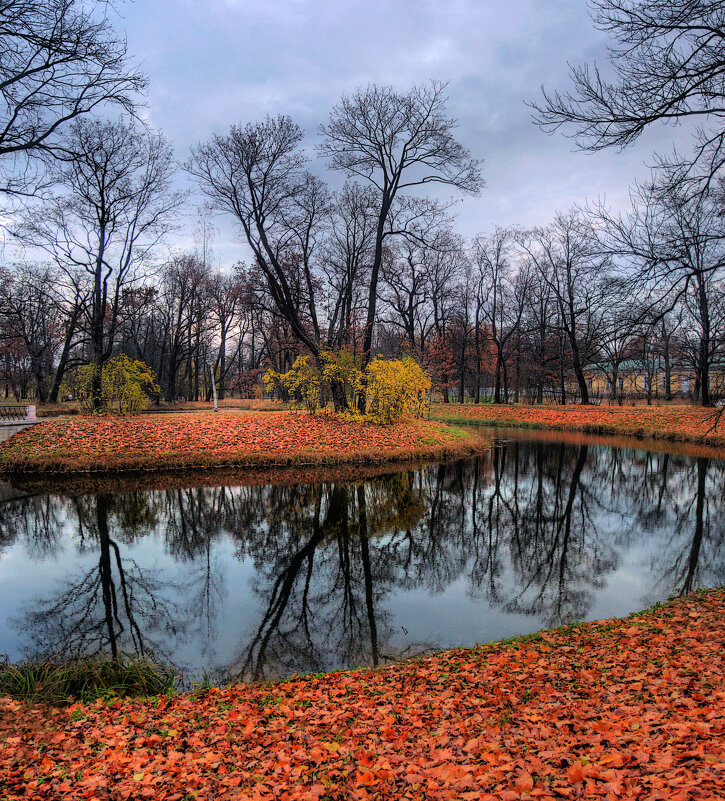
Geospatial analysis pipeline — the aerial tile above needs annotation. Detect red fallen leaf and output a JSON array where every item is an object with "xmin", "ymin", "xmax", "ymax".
[
  {"xmin": 356, "ymin": 770, "xmax": 379, "ymax": 786},
  {"xmin": 599, "ymin": 752, "xmax": 625, "ymax": 768},
  {"xmin": 567, "ymin": 762, "xmax": 585, "ymax": 784},
  {"xmin": 515, "ymin": 771, "xmax": 534, "ymax": 791},
  {"xmin": 308, "ymin": 747, "xmax": 326, "ymax": 764}
]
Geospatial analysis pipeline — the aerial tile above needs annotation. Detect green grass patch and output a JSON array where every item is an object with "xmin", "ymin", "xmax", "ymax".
[{"xmin": 0, "ymin": 656, "xmax": 178, "ymax": 705}]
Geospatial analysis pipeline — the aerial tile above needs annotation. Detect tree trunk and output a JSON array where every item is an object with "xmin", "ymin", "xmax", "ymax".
[
  {"xmin": 494, "ymin": 348, "xmax": 503, "ymax": 404},
  {"xmin": 358, "ymin": 196, "xmax": 391, "ymax": 413},
  {"xmin": 697, "ymin": 275, "xmax": 711, "ymax": 406},
  {"xmin": 329, "ymin": 377, "xmax": 348, "ymax": 413}
]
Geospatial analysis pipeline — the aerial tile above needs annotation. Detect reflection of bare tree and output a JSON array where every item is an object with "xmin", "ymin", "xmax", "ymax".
[
  {"xmin": 358, "ymin": 484, "xmax": 379, "ymax": 666},
  {"xmin": 648, "ymin": 457, "xmax": 725, "ymax": 599},
  {"xmin": 456, "ymin": 442, "xmax": 619, "ymax": 625},
  {"xmin": 505, "ymin": 444, "xmax": 611, "ymax": 623},
  {"xmin": 680, "ymin": 459, "xmax": 708, "ymax": 596},
  {"xmin": 15, "ymin": 494, "xmax": 180, "ymax": 663},
  {"xmin": 0, "ymin": 490, "xmax": 65, "ymax": 555},
  {"xmin": 229, "ymin": 481, "xmax": 417, "ymax": 682},
  {"xmin": 237, "ymin": 489, "xmax": 327, "ymax": 680},
  {"xmin": 4, "ymin": 439, "xmax": 725, "ymax": 679}
]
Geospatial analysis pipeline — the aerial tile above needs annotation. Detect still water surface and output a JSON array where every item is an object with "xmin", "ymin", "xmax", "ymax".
[{"xmin": 1, "ymin": 430, "xmax": 723, "ymax": 683}]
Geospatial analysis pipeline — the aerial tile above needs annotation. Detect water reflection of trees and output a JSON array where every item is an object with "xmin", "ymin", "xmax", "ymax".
[
  {"xmin": 3, "ymin": 441, "xmax": 724, "ymax": 678},
  {"xmin": 12, "ymin": 493, "xmax": 181, "ymax": 664},
  {"xmin": 229, "ymin": 477, "xmax": 425, "ymax": 681}
]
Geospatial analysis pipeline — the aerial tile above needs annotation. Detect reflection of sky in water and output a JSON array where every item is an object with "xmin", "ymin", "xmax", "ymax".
[{"xmin": 0, "ymin": 433, "xmax": 724, "ymax": 683}]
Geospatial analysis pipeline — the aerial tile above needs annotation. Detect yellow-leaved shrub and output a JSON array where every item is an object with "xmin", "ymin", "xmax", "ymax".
[
  {"xmin": 264, "ymin": 352, "xmax": 431, "ymax": 424},
  {"xmin": 66, "ymin": 355, "xmax": 160, "ymax": 414},
  {"xmin": 264, "ymin": 356, "xmax": 321, "ymax": 413},
  {"xmin": 365, "ymin": 356, "xmax": 431, "ymax": 424},
  {"xmin": 320, "ymin": 348, "xmax": 362, "ymax": 409}
]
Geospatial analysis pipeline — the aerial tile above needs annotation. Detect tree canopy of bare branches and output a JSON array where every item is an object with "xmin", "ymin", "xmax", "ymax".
[
  {"xmin": 532, "ymin": 0, "xmax": 725, "ymax": 184},
  {"xmin": 318, "ymin": 81, "xmax": 483, "ymax": 406},
  {"xmin": 0, "ymin": 0, "xmax": 146, "ymax": 195},
  {"xmin": 15, "ymin": 118, "xmax": 183, "ymax": 408}
]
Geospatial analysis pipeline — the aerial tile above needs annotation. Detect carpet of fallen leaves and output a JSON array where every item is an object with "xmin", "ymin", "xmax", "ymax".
[
  {"xmin": 0, "ymin": 412, "xmax": 477, "ymax": 474},
  {"xmin": 1, "ymin": 590, "xmax": 723, "ymax": 800},
  {"xmin": 433, "ymin": 403, "xmax": 725, "ymax": 448}
]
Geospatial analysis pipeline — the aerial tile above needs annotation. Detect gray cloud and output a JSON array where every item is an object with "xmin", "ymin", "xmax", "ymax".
[{"xmin": 119, "ymin": 0, "xmax": 690, "ymax": 262}]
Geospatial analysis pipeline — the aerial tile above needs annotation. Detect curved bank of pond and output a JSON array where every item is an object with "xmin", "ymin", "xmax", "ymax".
[
  {"xmin": 0, "ymin": 428, "xmax": 723, "ymax": 686},
  {"xmin": 0, "ymin": 412, "xmax": 484, "ymax": 475}
]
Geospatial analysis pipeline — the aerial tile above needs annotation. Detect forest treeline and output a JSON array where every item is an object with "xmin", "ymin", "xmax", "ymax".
[{"xmin": 1, "ymin": 0, "xmax": 724, "ymax": 408}]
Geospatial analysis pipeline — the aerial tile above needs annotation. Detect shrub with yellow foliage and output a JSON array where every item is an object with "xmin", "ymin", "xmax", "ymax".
[
  {"xmin": 65, "ymin": 355, "xmax": 160, "ymax": 414},
  {"xmin": 264, "ymin": 352, "xmax": 431, "ymax": 424},
  {"xmin": 263, "ymin": 356, "xmax": 321, "ymax": 413},
  {"xmin": 320, "ymin": 348, "xmax": 362, "ymax": 410},
  {"xmin": 364, "ymin": 356, "xmax": 432, "ymax": 424}
]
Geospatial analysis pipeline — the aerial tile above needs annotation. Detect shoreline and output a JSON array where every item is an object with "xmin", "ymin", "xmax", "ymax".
[
  {"xmin": 0, "ymin": 411, "xmax": 487, "ymax": 476},
  {"xmin": 433, "ymin": 402, "xmax": 725, "ymax": 452},
  {"xmin": 1, "ymin": 589, "xmax": 722, "ymax": 799}
]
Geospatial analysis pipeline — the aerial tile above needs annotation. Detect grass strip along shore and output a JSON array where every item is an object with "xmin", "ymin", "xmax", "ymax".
[
  {"xmin": 0, "ymin": 411, "xmax": 479, "ymax": 474},
  {"xmin": 433, "ymin": 402, "xmax": 725, "ymax": 449},
  {"xmin": 0, "ymin": 589, "xmax": 723, "ymax": 799}
]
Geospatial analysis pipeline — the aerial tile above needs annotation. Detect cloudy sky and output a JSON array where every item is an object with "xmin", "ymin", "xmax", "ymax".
[{"xmin": 117, "ymin": 0, "xmax": 686, "ymax": 263}]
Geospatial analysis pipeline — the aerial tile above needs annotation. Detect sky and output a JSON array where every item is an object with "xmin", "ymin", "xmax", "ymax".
[{"xmin": 116, "ymin": 0, "xmax": 688, "ymax": 264}]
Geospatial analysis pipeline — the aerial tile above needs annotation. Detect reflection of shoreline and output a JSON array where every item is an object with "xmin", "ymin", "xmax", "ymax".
[
  {"xmin": 4, "ymin": 458, "xmax": 466, "ymax": 498},
  {"xmin": 487, "ymin": 425, "xmax": 725, "ymax": 462}
]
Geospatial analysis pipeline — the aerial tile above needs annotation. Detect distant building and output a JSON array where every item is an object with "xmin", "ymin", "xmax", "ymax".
[{"xmin": 582, "ymin": 359, "xmax": 725, "ymax": 401}]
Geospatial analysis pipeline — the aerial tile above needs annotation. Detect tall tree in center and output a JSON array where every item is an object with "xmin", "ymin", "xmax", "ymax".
[{"xmin": 318, "ymin": 81, "xmax": 483, "ymax": 409}]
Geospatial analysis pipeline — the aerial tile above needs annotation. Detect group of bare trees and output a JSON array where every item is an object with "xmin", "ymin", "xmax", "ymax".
[
  {"xmin": 4, "ymin": 181, "xmax": 723, "ymax": 406},
  {"xmin": 184, "ymin": 83, "xmax": 482, "ymax": 410},
  {"xmin": 531, "ymin": 0, "xmax": 725, "ymax": 406},
  {"xmin": 2, "ymin": 0, "xmax": 725, "ymax": 406}
]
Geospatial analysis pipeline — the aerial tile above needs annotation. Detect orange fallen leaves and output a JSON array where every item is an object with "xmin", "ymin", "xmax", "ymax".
[
  {"xmin": 0, "ymin": 411, "xmax": 479, "ymax": 474},
  {"xmin": 1, "ymin": 589, "xmax": 724, "ymax": 800},
  {"xmin": 433, "ymin": 402, "xmax": 725, "ymax": 448}
]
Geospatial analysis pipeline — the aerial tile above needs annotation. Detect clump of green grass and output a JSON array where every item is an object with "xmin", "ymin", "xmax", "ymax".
[{"xmin": 0, "ymin": 655, "xmax": 178, "ymax": 705}]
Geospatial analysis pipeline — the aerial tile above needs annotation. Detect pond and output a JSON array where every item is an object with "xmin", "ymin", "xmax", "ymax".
[{"xmin": 0, "ymin": 429, "xmax": 723, "ymax": 685}]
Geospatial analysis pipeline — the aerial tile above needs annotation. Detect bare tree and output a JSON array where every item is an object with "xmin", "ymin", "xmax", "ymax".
[
  {"xmin": 595, "ymin": 283, "xmax": 645, "ymax": 404},
  {"xmin": 0, "ymin": 0, "xmax": 146, "ymax": 195},
  {"xmin": 320, "ymin": 182, "xmax": 376, "ymax": 350},
  {"xmin": 519, "ymin": 212, "xmax": 609, "ymax": 405},
  {"xmin": 0, "ymin": 263, "xmax": 66, "ymax": 401},
  {"xmin": 207, "ymin": 270, "xmax": 245, "ymax": 400},
  {"xmin": 472, "ymin": 228, "xmax": 532, "ymax": 404},
  {"xmin": 594, "ymin": 175, "xmax": 725, "ymax": 405},
  {"xmin": 381, "ymin": 237, "xmax": 431, "ymax": 352},
  {"xmin": 186, "ymin": 117, "xmax": 327, "ymax": 364},
  {"xmin": 521, "ymin": 263, "xmax": 559, "ymax": 403},
  {"xmin": 318, "ymin": 81, "xmax": 483, "ymax": 409},
  {"xmin": 532, "ymin": 0, "xmax": 725, "ymax": 185},
  {"xmin": 16, "ymin": 118, "xmax": 182, "ymax": 408}
]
